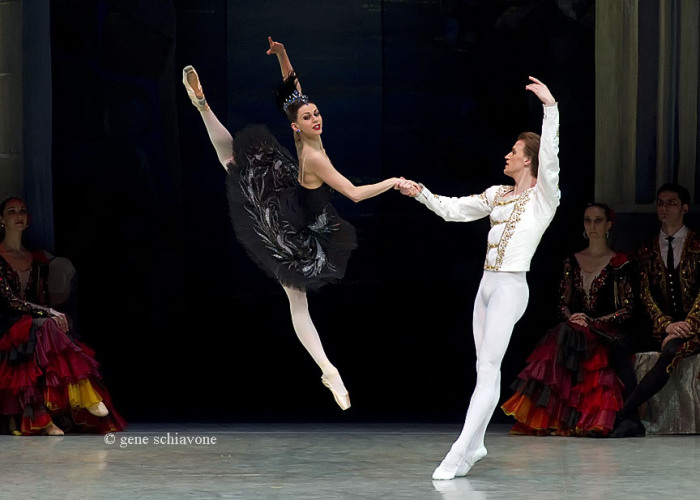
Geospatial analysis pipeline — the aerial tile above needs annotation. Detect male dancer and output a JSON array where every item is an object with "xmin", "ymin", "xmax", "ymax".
[
  {"xmin": 398, "ymin": 76, "xmax": 559, "ymax": 479},
  {"xmin": 611, "ymin": 183, "xmax": 700, "ymax": 437}
]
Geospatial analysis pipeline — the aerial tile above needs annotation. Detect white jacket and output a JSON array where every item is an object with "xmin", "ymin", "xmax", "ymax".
[{"xmin": 414, "ymin": 104, "xmax": 560, "ymax": 272}]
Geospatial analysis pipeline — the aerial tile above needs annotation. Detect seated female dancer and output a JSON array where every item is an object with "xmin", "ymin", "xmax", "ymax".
[
  {"xmin": 182, "ymin": 37, "xmax": 401, "ymax": 410},
  {"xmin": 502, "ymin": 203, "xmax": 636, "ymax": 436},
  {"xmin": 0, "ymin": 197, "xmax": 126, "ymax": 435}
]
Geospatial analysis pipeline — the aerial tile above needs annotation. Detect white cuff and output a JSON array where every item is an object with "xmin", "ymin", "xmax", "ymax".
[{"xmin": 415, "ymin": 184, "xmax": 433, "ymax": 204}]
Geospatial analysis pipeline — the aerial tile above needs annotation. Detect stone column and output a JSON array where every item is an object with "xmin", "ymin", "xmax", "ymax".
[
  {"xmin": 594, "ymin": 0, "xmax": 639, "ymax": 209},
  {"xmin": 595, "ymin": 0, "xmax": 700, "ymax": 209},
  {"xmin": 677, "ymin": 0, "xmax": 699, "ymax": 197}
]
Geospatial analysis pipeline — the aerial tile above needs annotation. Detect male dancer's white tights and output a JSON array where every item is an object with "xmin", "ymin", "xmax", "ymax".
[
  {"xmin": 437, "ymin": 271, "xmax": 529, "ymax": 477},
  {"xmin": 196, "ymin": 108, "xmax": 340, "ymax": 377}
]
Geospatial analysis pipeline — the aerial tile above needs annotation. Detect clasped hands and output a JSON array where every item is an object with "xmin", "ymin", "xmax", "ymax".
[
  {"xmin": 394, "ymin": 178, "xmax": 422, "ymax": 198},
  {"xmin": 568, "ymin": 312, "xmax": 590, "ymax": 327},
  {"xmin": 47, "ymin": 308, "xmax": 70, "ymax": 333},
  {"xmin": 662, "ymin": 320, "xmax": 695, "ymax": 348}
]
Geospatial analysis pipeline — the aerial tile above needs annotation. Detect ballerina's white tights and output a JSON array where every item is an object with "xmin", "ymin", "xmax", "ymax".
[
  {"xmin": 196, "ymin": 108, "xmax": 342, "ymax": 380},
  {"xmin": 199, "ymin": 109, "xmax": 236, "ymax": 168},
  {"xmin": 282, "ymin": 285, "xmax": 338, "ymax": 374},
  {"xmin": 434, "ymin": 271, "xmax": 529, "ymax": 480}
]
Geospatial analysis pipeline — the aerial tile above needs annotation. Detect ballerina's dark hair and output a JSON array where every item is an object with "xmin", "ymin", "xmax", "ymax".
[{"xmin": 274, "ymin": 72, "xmax": 309, "ymax": 121}]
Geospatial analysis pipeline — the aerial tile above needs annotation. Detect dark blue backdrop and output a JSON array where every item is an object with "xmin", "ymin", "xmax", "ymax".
[{"xmin": 46, "ymin": 0, "xmax": 614, "ymax": 424}]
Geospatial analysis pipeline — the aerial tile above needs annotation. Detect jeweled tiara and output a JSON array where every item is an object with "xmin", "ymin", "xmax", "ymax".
[{"xmin": 282, "ymin": 90, "xmax": 309, "ymax": 112}]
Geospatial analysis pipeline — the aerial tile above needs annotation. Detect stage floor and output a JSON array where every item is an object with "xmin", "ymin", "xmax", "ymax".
[{"xmin": 2, "ymin": 422, "xmax": 698, "ymax": 499}]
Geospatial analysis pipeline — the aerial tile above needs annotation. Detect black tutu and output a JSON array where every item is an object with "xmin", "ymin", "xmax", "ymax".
[{"xmin": 226, "ymin": 125, "xmax": 357, "ymax": 291}]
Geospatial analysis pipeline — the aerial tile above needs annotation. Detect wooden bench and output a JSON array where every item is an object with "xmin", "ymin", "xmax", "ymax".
[{"xmin": 634, "ymin": 351, "xmax": 700, "ymax": 434}]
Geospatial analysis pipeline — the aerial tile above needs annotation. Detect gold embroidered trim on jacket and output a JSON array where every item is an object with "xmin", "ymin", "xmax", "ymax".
[{"xmin": 483, "ymin": 188, "xmax": 532, "ymax": 270}]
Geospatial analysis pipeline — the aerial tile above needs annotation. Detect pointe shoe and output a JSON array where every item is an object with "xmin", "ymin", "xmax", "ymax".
[
  {"xmin": 321, "ymin": 369, "xmax": 351, "ymax": 410},
  {"xmin": 182, "ymin": 65, "xmax": 209, "ymax": 112},
  {"xmin": 45, "ymin": 422, "xmax": 64, "ymax": 436},
  {"xmin": 87, "ymin": 402, "xmax": 109, "ymax": 417},
  {"xmin": 454, "ymin": 446, "xmax": 487, "ymax": 477}
]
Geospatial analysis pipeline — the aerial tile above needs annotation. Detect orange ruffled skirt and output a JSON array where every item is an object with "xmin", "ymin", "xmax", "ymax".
[
  {"xmin": 502, "ymin": 321, "xmax": 623, "ymax": 436},
  {"xmin": 0, "ymin": 315, "xmax": 126, "ymax": 434}
]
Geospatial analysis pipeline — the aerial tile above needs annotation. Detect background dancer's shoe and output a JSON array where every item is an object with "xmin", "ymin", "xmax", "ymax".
[
  {"xmin": 45, "ymin": 421, "xmax": 65, "ymax": 436},
  {"xmin": 87, "ymin": 402, "xmax": 109, "ymax": 417},
  {"xmin": 609, "ymin": 417, "xmax": 645, "ymax": 438}
]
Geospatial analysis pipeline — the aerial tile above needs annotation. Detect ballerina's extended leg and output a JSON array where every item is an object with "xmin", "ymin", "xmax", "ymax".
[
  {"xmin": 181, "ymin": 65, "xmax": 235, "ymax": 167},
  {"xmin": 283, "ymin": 285, "xmax": 350, "ymax": 410}
]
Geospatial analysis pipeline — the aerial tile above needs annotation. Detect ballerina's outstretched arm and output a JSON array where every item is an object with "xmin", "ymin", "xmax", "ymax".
[
  {"xmin": 266, "ymin": 36, "xmax": 301, "ymax": 92},
  {"xmin": 303, "ymin": 151, "xmax": 400, "ymax": 203}
]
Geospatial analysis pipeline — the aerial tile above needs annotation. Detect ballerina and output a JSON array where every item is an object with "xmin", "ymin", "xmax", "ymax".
[{"xmin": 182, "ymin": 37, "xmax": 401, "ymax": 410}]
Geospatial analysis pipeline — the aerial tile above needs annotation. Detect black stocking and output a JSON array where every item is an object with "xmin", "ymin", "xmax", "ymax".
[
  {"xmin": 608, "ymin": 342, "xmax": 638, "ymax": 400},
  {"xmin": 619, "ymin": 338, "xmax": 686, "ymax": 418}
]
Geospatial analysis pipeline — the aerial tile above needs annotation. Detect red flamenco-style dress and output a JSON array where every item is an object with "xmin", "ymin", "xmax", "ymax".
[
  {"xmin": 0, "ymin": 251, "xmax": 125, "ymax": 434},
  {"xmin": 502, "ymin": 253, "xmax": 634, "ymax": 436}
]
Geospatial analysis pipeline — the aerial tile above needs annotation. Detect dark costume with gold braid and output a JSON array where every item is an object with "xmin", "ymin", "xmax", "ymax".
[
  {"xmin": 501, "ymin": 254, "xmax": 635, "ymax": 436},
  {"xmin": 610, "ymin": 229, "xmax": 700, "ymax": 437},
  {"xmin": 637, "ymin": 229, "xmax": 700, "ymax": 370}
]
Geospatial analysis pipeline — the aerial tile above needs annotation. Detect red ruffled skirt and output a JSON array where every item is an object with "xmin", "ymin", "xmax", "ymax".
[
  {"xmin": 501, "ymin": 321, "xmax": 623, "ymax": 436},
  {"xmin": 0, "ymin": 315, "xmax": 126, "ymax": 434}
]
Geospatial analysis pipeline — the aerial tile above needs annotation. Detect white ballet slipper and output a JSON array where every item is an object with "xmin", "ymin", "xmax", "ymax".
[
  {"xmin": 432, "ymin": 462, "xmax": 458, "ymax": 481},
  {"xmin": 454, "ymin": 446, "xmax": 487, "ymax": 477}
]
